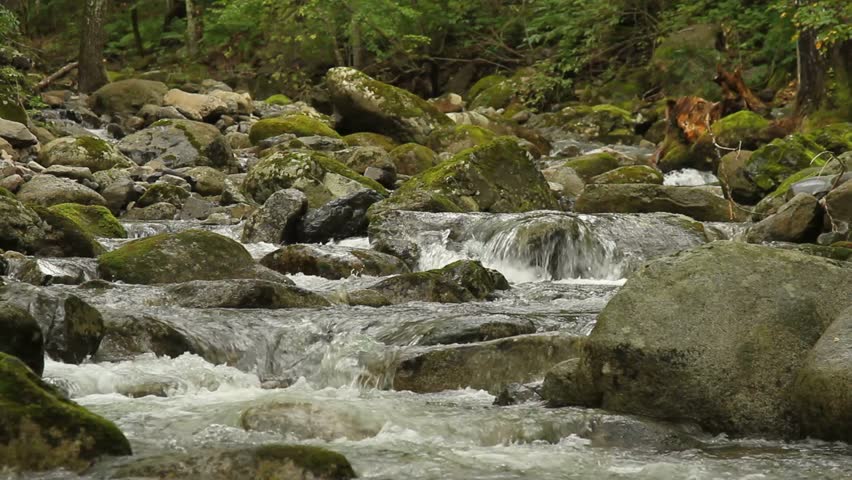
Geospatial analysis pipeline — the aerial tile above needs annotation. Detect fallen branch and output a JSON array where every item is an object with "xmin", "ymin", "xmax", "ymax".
[{"xmin": 34, "ymin": 61, "xmax": 79, "ymax": 92}]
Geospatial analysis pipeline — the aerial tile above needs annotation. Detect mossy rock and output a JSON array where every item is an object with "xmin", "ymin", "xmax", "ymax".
[
  {"xmin": 260, "ymin": 244, "xmax": 410, "ymax": 280},
  {"xmin": 388, "ymin": 143, "xmax": 439, "ymax": 176},
  {"xmin": 90, "ymin": 79, "xmax": 169, "ymax": 115},
  {"xmin": 366, "ymin": 259, "xmax": 509, "ymax": 304},
  {"xmin": 709, "ymin": 111, "xmax": 774, "ymax": 150},
  {"xmin": 264, "ymin": 94, "xmax": 292, "ymax": 106},
  {"xmin": 426, "ymin": 124, "xmax": 497, "ymax": 154},
  {"xmin": 804, "ymin": 123, "xmax": 852, "ymax": 154},
  {"xmin": 745, "ymin": 134, "xmax": 826, "ymax": 193},
  {"xmin": 243, "ymin": 149, "xmax": 388, "ymax": 207},
  {"xmin": 326, "ymin": 67, "xmax": 452, "ymax": 144},
  {"xmin": 591, "ymin": 165, "xmax": 663, "ymax": 185},
  {"xmin": 376, "ymin": 137, "xmax": 559, "ymax": 215},
  {"xmin": 563, "ymin": 152, "xmax": 622, "ymax": 181},
  {"xmin": 30, "ymin": 205, "xmax": 106, "ymax": 257},
  {"xmin": 136, "ymin": 183, "xmax": 190, "ymax": 208},
  {"xmin": 0, "ymin": 66, "xmax": 29, "ymax": 124},
  {"xmin": 185, "ymin": 166, "xmax": 227, "ymax": 196},
  {"xmin": 553, "ymin": 104, "xmax": 638, "ymax": 143},
  {"xmin": 39, "ymin": 136, "xmax": 134, "ymax": 173},
  {"xmin": 0, "ymin": 193, "xmax": 47, "ymax": 255},
  {"xmin": 468, "ymin": 74, "xmax": 508, "ymax": 102},
  {"xmin": 47, "ymin": 203, "xmax": 126, "ymax": 238},
  {"xmin": 118, "ymin": 119, "xmax": 237, "ymax": 171},
  {"xmin": 469, "ymin": 78, "xmax": 517, "ymax": 110},
  {"xmin": 249, "ymin": 114, "xmax": 341, "ymax": 145},
  {"xmin": 657, "ymin": 136, "xmax": 715, "ymax": 173},
  {"xmin": 342, "ymin": 132, "xmax": 397, "ymax": 152},
  {"xmin": 0, "ymin": 303, "xmax": 44, "ymax": 376},
  {"xmin": 0, "ymin": 353, "xmax": 131, "ymax": 472},
  {"xmin": 97, "ymin": 229, "xmax": 258, "ymax": 284}
]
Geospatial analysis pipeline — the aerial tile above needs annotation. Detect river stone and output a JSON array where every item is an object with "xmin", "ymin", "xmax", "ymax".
[
  {"xmin": 590, "ymin": 165, "xmax": 663, "ymax": 185},
  {"xmin": 545, "ymin": 241, "xmax": 852, "ymax": 438},
  {"xmin": 241, "ymin": 188, "xmax": 307, "ymax": 244},
  {"xmin": 39, "ymin": 136, "xmax": 134, "ymax": 172},
  {"xmin": 102, "ymin": 177, "xmax": 143, "ymax": 214},
  {"xmin": 0, "ymin": 192, "xmax": 48, "ymax": 254},
  {"xmin": 111, "ymin": 445, "xmax": 355, "ymax": 480},
  {"xmin": 138, "ymin": 104, "xmax": 186, "ymax": 125},
  {"xmin": 299, "ymin": 189, "xmax": 383, "ymax": 243},
  {"xmin": 388, "ymin": 332, "xmax": 581, "ymax": 394},
  {"xmin": 575, "ymin": 184, "xmax": 742, "ymax": 222},
  {"xmin": 241, "ymin": 402, "xmax": 382, "ymax": 441},
  {"xmin": 717, "ymin": 150, "xmax": 762, "ymax": 204},
  {"xmin": 745, "ymin": 134, "xmax": 825, "ymax": 194},
  {"xmin": 17, "ymin": 175, "xmax": 107, "ymax": 207},
  {"xmin": 164, "ymin": 279, "xmax": 331, "ymax": 309},
  {"xmin": 117, "ymin": 119, "xmax": 237, "ymax": 172},
  {"xmin": 388, "ymin": 143, "xmax": 439, "ymax": 175},
  {"xmin": 29, "ymin": 205, "xmax": 106, "ymax": 257},
  {"xmin": 824, "ymin": 179, "xmax": 852, "ymax": 234},
  {"xmin": 342, "ymin": 132, "xmax": 397, "ymax": 151},
  {"xmin": 122, "ymin": 201, "xmax": 177, "ymax": 220},
  {"xmin": 379, "ymin": 314, "xmax": 536, "ymax": 346},
  {"xmin": 93, "ymin": 310, "xmax": 196, "ymax": 362},
  {"xmin": 0, "ymin": 302, "xmax": 44, "ymax": 375},
  {"xmin": 333, "ymin": 146, "xmax": 394, "ymax": 175},
  {"xmin": 326, "ymin": 67, "xmax": 453, "ymax": 144},
  {"xmin": 791, "ymin": 307, "xmax": 852, "ymax": 442},
  {"xmin": 745, "ymin": 193, "xmax": 821, "ymax": 243},
  {"xmin": 43, "ymin": 165, "xmax": 96, "ymax": 183},
  {"xmin": 98, "ymin": 230, "xmax": 261, "ymax": 284},
  {"xmin": 0, "ymin": 353, "xmax": 132, "ymax": 472},
  {"xmin": 426, "ymin": 124, "xmax": 497, "ymax": 155},
  {"xmin": 243, "ymin": 149, "xmax": 388, "ymax": 207},
  {"xmin": 163, "ymin": 88, "xmax": 228, "ymax": 121},
  {"xmin": 364, "ymin": 260, "xmax": 509, "ymax": 304},
  {"xmin": 210, "ymin": 90, "xmax": 253, "ymax": 116},
  {"xmin": 47, "ymin": 203, "xmax": 127, "ymax": 238},
  {"xmin": 0, "ymin": 195, "xmax": 104, "ymax": 258},
  {"xmin": 373, "ymin": 137, "xmax": 559, "ymax": 216},
  {"xmin": 90, "ymin": 79, "xmax": 169, "ymax": 115},
  {"xmin": 0, "ymin": 118, "xmax": 38, "ymax": 148},
  {"xmin": 249, "ymin": 113, "xmax": 340, "ymax": 145},
  {"xmin": 186, "ymin": 166, "xmax": 227, "ymax": 196},
  {"xmin": 136, "ymin": 182, "xmax": 190, "ymax": 208},
  {"xmin": 261, "ymin": 244, "xmax": 410, "ymax": 280}
]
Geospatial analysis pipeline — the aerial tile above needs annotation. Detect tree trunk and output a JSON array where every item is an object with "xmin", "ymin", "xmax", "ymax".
[
  {"xmin": 185, "ymin": 0, "xmax": 198, "ymax": 57},
  {"xmin": 131, "ymin": 6, "xmax": 145, "ymax": 56},
  {"xmin": 794, "ymin": 27, "xmax": 825, "ymax": 116},
  {"xmin": 350, "ymin": 17, "xmax": 364, "ymax": 69},
  {"xmin": 78, "ymin": 0, "xmax": 109, "ymax": 93}
]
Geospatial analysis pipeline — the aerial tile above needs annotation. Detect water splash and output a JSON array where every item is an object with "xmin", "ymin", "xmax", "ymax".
[{"xmin": 664, "ymin": 168, "xmax": 719, "ymax": 186}]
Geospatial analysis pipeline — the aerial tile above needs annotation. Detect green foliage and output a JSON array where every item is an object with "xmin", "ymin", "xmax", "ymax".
[
  {"xmin": 0, "ymin": 6, "xmax": 19, "ymax": 41},
  {"xmin": 774, "ymin": 0, "xmax": 852, "ymax": 52}
]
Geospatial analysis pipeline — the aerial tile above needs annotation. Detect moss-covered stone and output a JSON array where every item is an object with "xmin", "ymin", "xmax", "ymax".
[
  {"xmin": 575, "ymin": 184, "xmax": 744, "ymax": 222},
  {"xmin": 745, "ymin": 134, "xmax": 826, "ymax": 193},
  {"xmin": 136, "ymin": 183, "xmax": 190, "ymax": 208},
  {"xmin": 243, "ymin": 149, "xmax": 388, "ymax": 207},
  {"xmin": 249, "ymin": 114, "xmax": 341, "ymax": 145},
  {"xmin": 804, "ymin": 122, "xmax": 852, "ymax": 154},
  {"xmin": 17, "ymin": 175, "xmax": 107, "ymax": 208},
  {"xmin": 90, "ymin": 79, "xmax": 169, "ymax": 115},
  {"xmin": 388, "ymin": 143, "xmax": 439, "ymax": 176},
  {"xmin": 97, "ymin": 229, "xmax": 258, "ymax": 284},
  {"xmin": 117, "ymin": 119, "xmax": 237, "ymax": 171},
  {"xmin": 0, "ymin": 353, "xmax": 131, "ymax": 472},
  {"xmin": 30, "ymin": 205, "xmax": 106, "ymax": 257},
  {"xmin": 549, "ymin": 104, "xmax": 638, "ymax": 143},
  {"xmin": 467, "ymin": 74, "xmax": 508, "ymax": 102},
  {"xmin": 261, "ymin": 244, "xmax": 410, "ymax": 280},
  {"xmin": 590, "ymin": 165, "xmax": 663, "ymax": 185},
  {"xmin": 469, "ymin": 78, "xmax": 517, "ymax": 110},
  {"xmin": 342, "ymin": 132, "xmax": 397, "ymax": 151},
  {"xmin": 0, "ymin": 303, "xmax": 44, "ymax": 376},
  {"xmin": 709, "ymin": 111, "xmax": 774, "ymax": 150},
  {"xmin": 0, "ymin": 193, "xmax": 47, "ymax": 255},
  {"xmin": 365, "ymin": 259, "xmax": 509, "ymax": 304},
  {"xmin": 47, "ymin": 203, "xmax": 127, "ymax": 238},
  {"xmin": 164, "ymin": 279, "xmax": 331, "ymax": 309},
  {"xmin": 426, "ymin": 124, "xmax": 497, "ymax": 154},
  {"xmin": 264, "ymin": 94, "xmax": 292, "ymax": 106},
  {"xmin": 563, "ymin": 152, "xmax": 622, "ymax": 181}
]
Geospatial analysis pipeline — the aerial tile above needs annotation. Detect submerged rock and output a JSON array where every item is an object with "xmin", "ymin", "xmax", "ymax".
[
  {"xmin": 241, "ymin": 402, "xmax": 382, "ymax": 441},
  {"xmin": 164, "ymin": 279, "xmax": 330, "ymax": 309},
  {"xmin": 363, "ymin": 260, "xmax": 509, "ymax": 304},
  {"xmin": 261, "ymin": 244, "xmax": 409, "ymax": 280},
  {"xmin": 298, "ymin": 189, "xmax": 383, "ymax": 243}
]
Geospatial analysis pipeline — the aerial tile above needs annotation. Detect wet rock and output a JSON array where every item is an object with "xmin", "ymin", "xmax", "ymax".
[
  {"xmin": 29, "ymin": 205, "xmax": 106, "ymax": 257},
  {"xmin": 101, "ymin": 178, "xmax": 143, "ymax": 214},
  {"xmin": 186, "ymin": 166, "xmax": 227, "ymax": 196},
  {"xmin": 249, "ymin": 113, "xmax": 340, "ymax": 145},
  {"xmin": 164, "ymin": 279, "xmax": 330, "ymax": 309},
  {"xmin": 548, "ymin": 241, "xmax": 852, "ymax": 438},
  {"xmin": 0, "ymin": 118, "xmax": 38, "ymax": 148},
  {"xmin": 4, "ymin": 255, "xmax": 97, "ymax": 286},
  {"xmin": 39, "ymin": 136, "xmax": 134, "ymax": 172},
  {"xmin": 261, "ymin": 244, "xmax": 410, "ymax": 280},
  {"xmin": 378, "ymin": 314, "xmax": 536, "ymax": 347},
  {"xmin": 745, "ymin": 193, "xmax": 821, "ymax": 243},
  {"xmin": 47, "ymin": 203, "xmax": 127, "ymax": 238},
  {"xmin": 388, "ymin": 143, "xmax": 439, "ymax": 176},
  {"xmin": 117, "ymin": 119, "xmax": 237, "ymax": 171},
  {"xmin": 745, "ymin": 134, "xmax": 825, "ymax": 194},
  {"xmin": 575, "ymin": 184, "xmax": 741, "ymax": 222},
  {"xmin": 138, "ymin": 104, "xmax": 185, "ymax": 125},
  {"xmin": 0, "ymin": 302, "xmax": 44, "ymax": 375},
  {"xmin": 561, "ymin": 151, "xmax": 636, "ymax": 181},
  {"xmin": 98, "ymin": 230, "xmax": 264, "ymax": 284},
  {"xmin": 241, "ymin": 402, "xmax": 381, "ymax": 441},
  {"xmin": 93, "ymin": 311, "xmax": 196, "ymax": 362},
  {"xmin": 365, "ymin": 260, "xmax": 509, "ymax": 304},
  {"xmin": 824, "ymin": 178, "xmax": 852, "ymax": 235},
  {"xmin": 241, "ymin": 188, "xmax": 307, "ymax": 244},
  {"xmin": 136, "ymin": 182, "xmax": 191, "ymax": 208},
  {"xmin": 0, "ymin": 192, "xmax": 48, "ymax": 254},
  {"xmin": 163, "ymin": 88, "xmax": 228, "ymax": 121},
  {"xmin": 90, "ymin": 78, "xmax": 169, "ymax": 115},
  {"xmin": 299, "ymin": 189, "xmax": 383, "ymax": 243},
  {"xmin": 17, "ymin": 174, "xmax": 107, "ymax": 207},
  {"xmin": 111, "ymin": 445, "xmax": 354, "ymax": 480},
  {"xmin": 243, "ymin": 149, "xmax": 387, "ymax": 207},
  {"xmin": 493, "ymin": 382, "xmax": 542, "ymax": 406},
  {"xmin": 0, "ymin": 195, "xmax": 104, "ymax": 258},
  {"xmin": 0, "ymin": 353, "xmax": 132, "ymax": 472},
  {"xmin": 426, "ymin": 124, "xmax": 497, "ymax": 155},
  {"xmin": 122, "ymin": 201, "xmax": 177, "ymax": 220},
  {"xmin": 590, "ymin": 165, "xmax": 663, "ymax": 185},
  {"xmin": 326, "ymin": 67, "xmax": 453, "ymax": 143},
  {"xmin": 389, "ymin": 332, "xmax": 580, "ymax": 394}
]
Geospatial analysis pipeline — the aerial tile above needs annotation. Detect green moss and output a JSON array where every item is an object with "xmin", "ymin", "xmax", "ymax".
[
  {"xmin": 746, "ymin": 134, "xmax": 826, "ymax": 193},
  {"xmin": 591, "ymin": 165, "xmax": 663, "ymax": 185},
  {"xmin": 804, "ymin": 123, "xmax": 852, "ymax": 155},
  {"xmin": 136, "ymin": 183, "xmax": 190, "ymax": 208},
  {"xmin": 48, "ymin": 203, "xmax": 127, "ymax": 238},
  {"xmin": 342, "ymin": 132, "xmax": 397, "ymax": 151},
  {"xmin": 249, "ymin": 114, "xmax": 341, "ymax": 145},
  {"xmin": 469, "ymin": 80, "xmax": 516, "ymax": 110},
  {"xmin": 264, "ymin": 94, "xmax": 292, "ymax": 106},
  {"xmin": 253, "ymin": 445, "xmax": 356, "ymax": 478},
  {"xmin": 468, "ymin": 75, "xmax": 509, "ymax": 102},
  {"xmin": 30, "ymin": 206, "xmax": 105, "ymax": 257},
  {"xmin": 0, "ymin": 66, "xmax": 28, "ymax": 124},
  {"xmin": 563, "ymin": 153, "xmax": 621, "ymax": 181},
  {"xmin": 710, "ymin": 111, "xmax": 772, "ymax": 149},
  {"xmin": 0, "ymin": 187, "xmax": 13, "ymax": 199},
  {"xmin": 314, "ymin": 153, "xmax": 388, "ymax": 195},
  {"xmin": 389, "ymin": 143, "xmax": 439, "ymax": 175},
  {"xmin": 426, "ymin": 124, "xmax": 497, "ymax": 154},
  {"xmin": 74, "ymin": 136, "xmax": 111, "ymax": 160}
]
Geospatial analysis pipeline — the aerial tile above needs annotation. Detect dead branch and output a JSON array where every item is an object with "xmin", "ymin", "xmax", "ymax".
[{"xmin": 34, "ymin": 61, "xmax": 79, "ymax": 92}]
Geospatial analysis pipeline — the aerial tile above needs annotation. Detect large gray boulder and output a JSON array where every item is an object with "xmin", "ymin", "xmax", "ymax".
[
  {"xmin": 745, "ymin": 192, "xmax": 821, "ymax": 243},
  {"xmin": 90, "ymin": 79, "xmax": 169, "ymax": 115},
  {"xmin": 0, "ymin": 118, "xmax": 38, "ymax": 147},
  {"xmin": 240, "ymin": 189, "xmax": 307, "ymax": 244},
  {"xmin": 261, "ymin": 244, "xmax": 409, "ymax": 280},
  {"xmin": 17, "ymin": 175, "xmax": 107, "ymax": 207},
  {"xmin": 575, "ymin": 184, "xmax": 743, "ymax": 222},
  {"xmin": 298, "ymin": 188, "xmax": 383, "ymax": 243},
  {"xmin": 39, "ymin": 136, "xmax": 134, "ymax": 172},
  {"xmin": 117, "ymin": 119, "xmax": 237, "ymax": 171}
]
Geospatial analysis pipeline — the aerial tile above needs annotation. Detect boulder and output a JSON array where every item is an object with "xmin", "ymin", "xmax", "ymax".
[
  {"xmin": 379, "ymin": 314, "xmax": 536, "ymax": 347},
  {"xmin": 249, "ymin": 114, "xmax": 340, "ymax": 145},
  {"xmin": 299, "ymin": 189, "xmax": 383, "ymax": 243},
  {"xmin": 163, "ymin": 88, "xmax": 228, "ymax": 121},
  {"xmin": 590, "ymin": 165, "xmax": 663, "ymax": 185},
  {"xmin": 98, "ymin": 230, "xmax": 262, "ymax": 284},
  {"xmin": 540, "ymin": 105, "xmax": 637, "ymax": 144},
  {"xmin": 102, "ymin": 177, "xmax": 142, "ymax": 214},
  {"xmin": 374, "ymin": 137, "xmax": 559, "ymax": 215},
  {"xmin": 138, "ymin": 104, "xmax": 185, "ymax": 125},
  {"xmin": 326, "ymin": 67, "xmax": 453, "ymax": 143},
  {"xmin": 0, "ymin": 192, "xmax": 48, "ymax": 255},
  {"xmin": 333, "ymin": 146, "xmax": 394, "ymax": 176},
  {"xmin": 164, "ymin": 279, "xmax": 330, "ymax": 309},
  {"xmin": 136, "ymin": 183, "xmax": 191, "ymax": 208},
  {"xmin": 745, "ymin": 134, "xmax": 825, "ymax": 194},
  {"xmin": 90, "ymin": 79, "xmax": 169, "ymax": 115},
  {"xmin": 0, "ymin": 302, "xmax": 44, "ymax": 375},
  {"xmin": 342, "ymin": 132, "xmax": 397, "ymax": 151},
  {"xmin": 240, "ymin": 189, "xmax": 307, "ymax": 244},
  {"xmin": 575, "ymin": 184, "xmax": 741, "ymax": 222},
  {"xmin": 210, "ymin": 90, "xmax": 254, "ymax": 116},
  {"xmin": 185, "ymin": 166, "xmax": 227, "ymax": 196},
  {"xmin": 260, "ymin": 244, "xmax": 409, "ymax": 280},
  {"xmin": 39, "ymin": 136, "xmax": 133, "ymax": 172},
  {"xmin": 363, "ymin": 260, "xmax": 509, "ymax": 304},
  {"xmin": 388, "ymin": 143, "xmax": 439, "ymax": 176},
  {"xmin": 0, "ymin": 195, "xmax": 104, "ymax": 257},
  {"xmin": 0, "ymin": 353, "xmax": 131, "ymax": 472},
  {"xmin": 709, "ymin": 110, "xmax": 775, "ymax": 150},
  {"xmin": 717, "ymin": 150, "xmax": 762, "ymax": 204},
  {"xmin": 745, "ymin": 193, "xmax": 821, "ymax": 243},
  {"xmin": 242, "ymin": 149, "xmax": 387, "ymax": 207},
  {"xmin": 16, "ymin": 175, "xmax": 107, "ymax": 207},
  {"xmin": 122, "ymin": 201, "xmax": 177, "ymax": 221},
  {"xmin": 543, "ymin": 241, "xmax": 852, "ymax": 437},
  {"xmin": 824, "ymin": 179, "xmax": 852, "ymax": 234},
  {"xmin": 47, "ymin": 203, "xmax": 127, "ymax": 238},
  {"xmin": 0, "ymin": 118, "xmax": 38, "ymax": 148},
  {"xmin": 806, "ymin": 122, "xmax": 852, "ymax": 154},
  {"xmin": 117, "ymin": 119, "xmax": 237, "ymax": 171},
  {"xmin": 43, "ymin": 165, "xmax": 96, "ymax": 183},
  {"xmin": 426, "ymin": 124, "xmax": 497, "ymax": 155}
]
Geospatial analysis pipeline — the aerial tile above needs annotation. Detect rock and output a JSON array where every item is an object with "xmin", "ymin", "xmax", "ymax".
[
  {"xmin": 241, "ymin": 402, "xmax": 381, "ymax": 441},
  {"xmin": 242, "ymin": 149, "xmax": 388, "ymax": 207},
  {"xmin": 136, "ymin": 183, "xmax": 191, "ymax": 208},
  {"xmin": 791, "ymin": 307, "xmax": 852, "ymax": 442},
  {"xmin": 164, "ymin": 279, "xmax": 330, "ymax": 309},
  {"xmin": 388, "ymin": 333, "xmax": 580, "ymax": 394},
  {"xmin": 0, "ymin": 118, "xmax": 38, "ymax": 148},
  {"xmin": 0, "ymin": 353, "xmax": 131, "ymax": 472},
  {"xmin": 3, "ymin": 254, "xmax": 96, "ymax": 286},
  {"xmin": 39, "ymin": 136, "xmax": 134, "ymax": 172},
  {"xmin": 225, "ymin": 131, "xmax": 251, "ymax": 150},
  {"xmin": 493, "ymin": 382, "xmax": 542, "ymax": 406},
  {"xmin": 745, "ymin": 193, "xmax": 820, "ymax": 243},
  {"xmin": 718, "ymin": 150, "xmax": 762, "ymax": 204},
  {"xmin": 333, "ymin": 146, "xmax": 394, "ymax": 176},
  {"xmin": 541, "ymin": 165, "xmax": 585, "ymax": 198},
  {"xmin": 163, "ymin": 88, "xmax": 228, "ymax": 121},
  {"xmin": 0, "ymin": 194, "xmax": 45, "ymax": 254},
  {"xmin": 43, "ymin": 165, "xmax": 95, "ymax": 183},
  {"xmin": 0, "ymin": 173, "xmax": 23, "ymax": 192},
  {"xmin": 47, "ymin": 203, "xmax": 127, "ymax": 238},
  {"xmin": 264, "ymin": 94, "xmax": 291, "ymax": 106},
  {"xmin": 178, "ymin": 195, "xmax": 214, "ymax": 220},
  {"xmin": 210, "ymin": 90, "xmax": 254, "ymax": 116},
  {"xmin": 374, "ymin": 137, "xmax": 559, "ymax": 215},
  {"xmin": 535, "ymin": 105, "xmax": 638, "ymax": 144},
  {"xmin": 102, "ymin": 178, "xmax": 142, "ymax": 214},
  {"xmin": 240, "ymin": 189, "xmax": 307, "ymax": 244},
  {"xmin": 110, "ymin": 445, "xmax": 354, "ymax": 480},
  {"xmin": 590, "ymin": 165, "xmax": 663, "ymax": 185},
  {"xmin": 0, "ymin": 195, "xmax": 104, "ymax": 258},
  {"xmin": 388, "ymin": 143, "xmax": 439, "ymax": 175},
  {"xmin": 380, "ymin": 314, "xmax": 536, "ymax": 347},
  {"xmin": 709, "ymin": 110, "xmax": 775, "ymax": 150},
  {"xmin": 541, "ymin": 358, "xmax": 600, "ymax": 408},
  {"xmin": 745, "ymin": 134, "xmax": 825, "ymax": 194},
  {"xmin": 260, "ymin": 244, "xmax": 410, "ymax": 280},
  {"xmin": 299, "ymin": 189, "xmax": 383, "ymax": 243},
  {"xmin": 342, "ymin": 132, "xmax": 397, "ymax": 151},
  {"xmin": 468, "ymin": 76, "xmax": 516, "ymax": 110},
  {"xmin": 138, "ymin": 104, "xmax": 185, "ymax": 125},
  {"xmin": 824, "ymin": 179, "xmax": 852, "ymax": 234},
  {"xmin": 806, "ymin": 122, "xmax": 852, "ymax": 155},
  {"xmin": 0, "ymin": 302, "xmax": 44, "ymax": 375},
  {"xmin": 17, "ymin": 175, "xmax": 107, "ymax": 207},
  {"xmin": 546, "ymin": 241, "xmax": 852, "ymax": 437},
  {"xmin": 426, "ymin": 124, "xmax": 497, "ymax": 155},
  {"xmin": 575, "ymin": 184, "xmax": 741, "ymax": 222},
  {"xmin": 90, "ymin": 79, "xmax": 169, "ymax": 115},
  {"xmin": 430, "ymin": 92, "xmax": 465, "ymax": 113},
  {"xmin": 249, "ymin": 114, "xmax": 340, "ymax": 145},
  {"xmin": 185, "ymin": 166, "xmax": 227, "ymax": 196},
  {"xmin": 562, "ymin": 151, "xmax": 636, "ymax": 181},
  {"xmin": 98, "ymin": 230, "xmax": 262, "ymax": 284},
  {"xmin": 365, "ymin": 260, "xmax": 509, "ymax": 304},
  {"xmin": 326, "ymin": 67, "xmax": 453, "ymax": 143},
  {"xmin": 117, "ymin": 119, "xmax": 237, "ymax": 171}
]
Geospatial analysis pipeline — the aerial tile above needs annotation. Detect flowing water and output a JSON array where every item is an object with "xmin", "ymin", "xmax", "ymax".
[{"xmin": 5, "ymin": 214, "xmax": 850, "ymax": 480}]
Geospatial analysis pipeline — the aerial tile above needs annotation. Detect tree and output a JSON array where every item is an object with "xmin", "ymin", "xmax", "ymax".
[
  {"xmin": 78, "ymin": 0, "xmax": 110, "ymax": 92},
  {"xmin": 185, "ymin": 0, "xmax": 199, "ymax": 58}
]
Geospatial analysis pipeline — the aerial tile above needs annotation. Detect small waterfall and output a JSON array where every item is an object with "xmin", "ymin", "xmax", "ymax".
[{"xmin": 664, "ymin": 168, "xmax": 719, "ymax": 186}]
